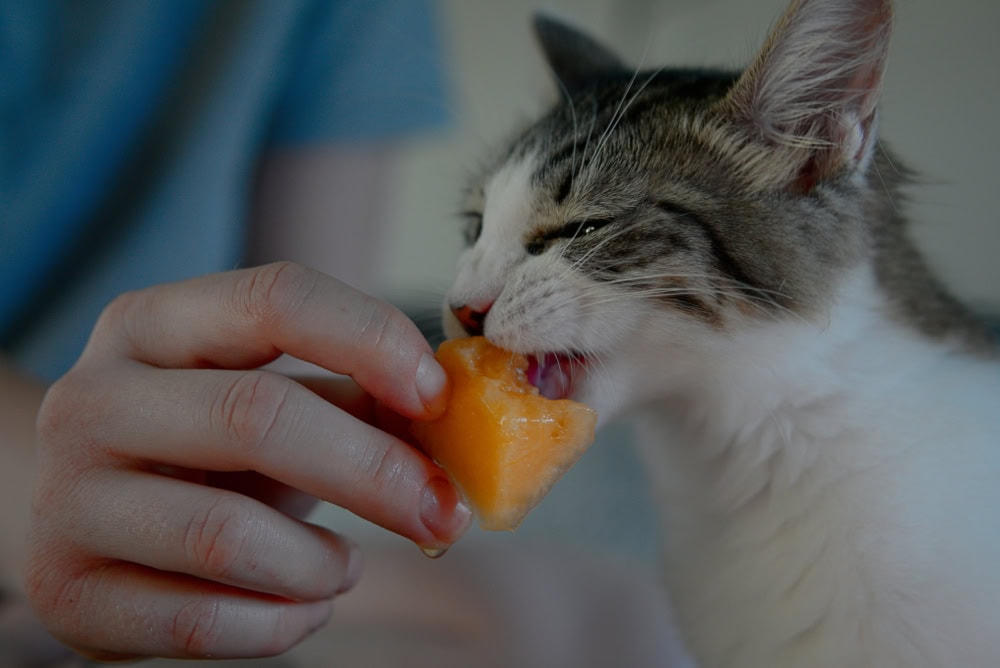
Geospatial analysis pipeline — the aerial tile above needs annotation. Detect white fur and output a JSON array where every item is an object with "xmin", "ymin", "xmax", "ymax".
[
  {"xmin": 448, "ymin": 150, "xmax": 1000, "ymax": 667},
  {"xmin": 631, "ymin": 267, "xmax": 1000, "ymax": 667},
  {"xmin": 450, "ymin": 155, "xmax": 538, "ymax": 316}
]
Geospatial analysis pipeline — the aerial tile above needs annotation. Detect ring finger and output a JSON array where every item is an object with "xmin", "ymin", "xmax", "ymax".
[
  {"xmin": 37, "ymin": 562, "xmax": 335, "ymax": 660},
  {"xmin": 62, "ymin": 470, "xmax": 361, "ymax": 602}
]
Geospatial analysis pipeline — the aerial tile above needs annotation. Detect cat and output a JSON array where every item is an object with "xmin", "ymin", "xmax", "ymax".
[{"xmin": 440, "ymin": 0, "xmax": 1000, "ymax": 666}]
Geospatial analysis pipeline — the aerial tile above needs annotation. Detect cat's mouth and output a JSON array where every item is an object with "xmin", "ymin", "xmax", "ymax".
[{"xmin": 525, "ymin": 352, "xmax": 587, "ymax": 401}]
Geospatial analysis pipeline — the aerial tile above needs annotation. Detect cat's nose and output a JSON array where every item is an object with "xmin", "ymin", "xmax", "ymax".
[{"xmin": 451, "ymin": 302, "xmax": 492, "ymax": 336}]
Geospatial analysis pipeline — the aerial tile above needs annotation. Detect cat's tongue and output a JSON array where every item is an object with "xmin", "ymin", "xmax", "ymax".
[{"xmin": 525, "ymin": 353, "xmax": 577, "ymax": 400}]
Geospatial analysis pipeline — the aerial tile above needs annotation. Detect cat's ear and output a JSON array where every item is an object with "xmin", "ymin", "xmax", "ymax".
[
  {"xmin": 721, "ymin": 0, "xmax": 892, "ymax": 192},
  {"xmin": 533, "ymin": 13, "xmax": 627, "ymax": 96}
]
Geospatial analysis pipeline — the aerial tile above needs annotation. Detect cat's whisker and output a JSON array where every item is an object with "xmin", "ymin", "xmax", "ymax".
[
  {"xmin": 590, "ymin": 25, "xmax": 655, "ymax": 164},
  {"xmin": 550, "ymin": 217, "xmax": 635, "ymax": 273},
  {"xmin": 582, "ymin": 34, "xmax": 655, "ymax": 170},
  {"xmin": 583, "ymin": 101, "xmax": 600, "ymax": 183},
  {"xmin": 876, "ymin": 139, "xmax": 903, "ymax": 176},
  {"xmin": 570, "ymin": 98, "xmax": 601, "ymax": 200},
  {"xmin": 554, "ymin": 267, "xmax": 804, "ymax": 322},
  {"xmin": 557, "ymin": 223, "xmax": 639, "ymax": 271},
  {"xmin": 870, "ymin": 148, "xmax": 900, "ymax": 214},
  {"xmin": 571, "ymin": 280, "xmax": 806, "ymax": 324},
  {"xmin": 599, "ymin": 269, "xmax": 798, "ymax": 303},
  {"xmin": 552, "ymin": 77, "xmax": 582, "ymax": 195},
  {"xmin": 579, "ymin": 66, "xmax": 664, "ymax": 192},
  {"xmin": 587, "ymin": 64, "xmax": 642, "ymax": 173}
]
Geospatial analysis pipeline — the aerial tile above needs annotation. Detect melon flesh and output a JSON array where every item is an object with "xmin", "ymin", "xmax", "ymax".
[{"xmin": 411, "ymin": 336, "xmax": 597, "ymax": 531}]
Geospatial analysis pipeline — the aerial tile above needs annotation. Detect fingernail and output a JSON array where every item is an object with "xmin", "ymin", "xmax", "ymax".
[
  {"xmin": 420, "ymin": 476, "xmax": 472, "ymax": 542},
  {"xmin": 336, "ymin": 541, "xmax": 364, "ymax": 595},
  {"xmin": 415, "ymin": 352, "xmax": 449, "ymax": 416}
]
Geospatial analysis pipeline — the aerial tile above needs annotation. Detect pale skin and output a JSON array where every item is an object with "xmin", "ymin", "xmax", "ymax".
[{"xmin": 1, "ymin": 145, "xmax": 472, "ymax": 661}]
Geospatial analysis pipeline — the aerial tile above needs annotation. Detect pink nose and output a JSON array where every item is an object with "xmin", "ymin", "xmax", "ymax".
[{"xmin": 451, "ymin": 302, "xmax": 492, "ymax": 336}]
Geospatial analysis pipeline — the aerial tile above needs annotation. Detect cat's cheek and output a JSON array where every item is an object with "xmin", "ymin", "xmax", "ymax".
[{"xmin": 570, "ymin": 358, "xmax": 642, "ymax": 429}]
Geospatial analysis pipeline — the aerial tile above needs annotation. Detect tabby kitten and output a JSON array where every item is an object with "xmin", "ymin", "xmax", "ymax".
[{"xmin": 442, "ymin": 0, "xmax": 1000, "ymax": 666}]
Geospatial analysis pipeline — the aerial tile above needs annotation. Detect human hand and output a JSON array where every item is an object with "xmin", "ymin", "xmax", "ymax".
[{"xmin": 25, "ymin": 262, "xmax": 470, "ymax": 661}]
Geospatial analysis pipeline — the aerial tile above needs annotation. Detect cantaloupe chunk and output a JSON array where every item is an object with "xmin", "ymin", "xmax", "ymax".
[{"xmin": 411, "ymin": 336, "xmax": 598, "ymax": 531}]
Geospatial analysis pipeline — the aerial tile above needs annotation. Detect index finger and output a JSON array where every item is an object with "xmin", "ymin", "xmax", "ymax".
[{"xmin": 85, "ymin": 262, "xmax": 448, "ymax": 419}]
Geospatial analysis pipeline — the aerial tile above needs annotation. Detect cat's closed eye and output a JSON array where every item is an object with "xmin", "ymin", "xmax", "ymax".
[
  {"xmin": 526, "ymin": 218, "xmax": 615, "ymax": 255},
  {"xmin": 462, "ymin": 211, "xmax": 483, "ymax": 245}
]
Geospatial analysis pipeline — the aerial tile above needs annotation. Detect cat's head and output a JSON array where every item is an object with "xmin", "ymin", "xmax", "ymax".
[{"xmin": 443, "ymin": 0, "xmax": 894, "ymax": 422}]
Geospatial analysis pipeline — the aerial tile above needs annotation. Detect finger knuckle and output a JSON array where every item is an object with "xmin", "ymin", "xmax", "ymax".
[
  {"xmin": 34, "ymin": 376, "xmax": 75, "ymax": 448},
  {"xmin": 358, "ymin": 439, "xmax": 407, "ymax": 493},
  {"xmin": 261, "ymin": 606, "xmax": 313, "ymax": 656},
  {"xmin": 172, "ymin": 598, "xmax": 224, "ymax": 657},
  {"xmin": 92, "ymin": 289, "xmax": 147, "ymax": 353},
  {"xmin": 215, "ymin": 370, "xmax": 290, "ymax": 452},
  {"xmin": 238, "ymin": 261, "xmax": 315, "ymax": 328},
  {"xmin": 26, "ymin": 558, "xmax": 101, "ymax": 640},
  {"xmin": 34, "ymin": 368, "xmax": 100, "ymax": 459},
  {"xmin": 92, "ymin": 290, "xmax": 139, "ymax": 335},
  {"xmin": 352, "ymin": 297, "xmax": 412, "ymax": 354},
  {"xmin": 24, "ymin": 556, "xmax": 67, "ymax": 615},
  {"xmin": 184, "ymin": 495, "xmax": 252, "ymax": 583}
]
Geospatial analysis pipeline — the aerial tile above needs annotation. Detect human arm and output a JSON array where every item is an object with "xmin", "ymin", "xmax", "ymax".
[{"xmin": 247, "ymin": 142, "xmax": 400, "ymax": 296}]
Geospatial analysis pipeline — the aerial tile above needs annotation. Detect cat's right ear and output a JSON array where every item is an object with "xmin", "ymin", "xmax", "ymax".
[{"xmin": 533, "ymin": 13, "xmax": 627, "ymax": 97}]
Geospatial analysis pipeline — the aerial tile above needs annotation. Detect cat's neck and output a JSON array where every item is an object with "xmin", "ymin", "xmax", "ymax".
[{"xmin": 633, "ymin": 263, "xmax": 996, "ymax": 508}]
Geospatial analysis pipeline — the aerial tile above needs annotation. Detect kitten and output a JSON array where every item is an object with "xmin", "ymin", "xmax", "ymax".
[{"xmin": 442, "ymin": 0, "xmax": 1000, "ymax": 666}]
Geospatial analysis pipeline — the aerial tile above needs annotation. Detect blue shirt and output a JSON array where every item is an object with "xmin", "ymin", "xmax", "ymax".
[{"xmin": 0, "ymin": 0, "xmax": 449, "ymax": 379}]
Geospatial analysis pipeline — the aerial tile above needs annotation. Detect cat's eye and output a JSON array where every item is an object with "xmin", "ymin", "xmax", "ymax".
[
  {"xmin": 559, "ymin": 218, "xmax": 613, "ymax": 239},
  {"xmin": 462, "ymin": 211, "xmax": 484, "ymax": 245},
  {"xmin": 526, "ymin": 217, "xmax": 614, "ymax": 255}
]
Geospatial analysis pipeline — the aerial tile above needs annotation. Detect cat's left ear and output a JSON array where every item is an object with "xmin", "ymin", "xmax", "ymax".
[
  {"xmin": 721, "ymin": 0, "xmax": 892, "ymax": 192},
  {"xmin": 533, "ymin": 13, "xmax": 628, "ymax": 97}
]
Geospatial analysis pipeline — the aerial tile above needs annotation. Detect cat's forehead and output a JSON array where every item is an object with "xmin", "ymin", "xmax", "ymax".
[
  {"xmin": 533, "ymin": 69, "xmax": 736, "ymax": 143},
  {"xmin": 489, "ymin": 71, "xmax": 740, "ymax": 191}
]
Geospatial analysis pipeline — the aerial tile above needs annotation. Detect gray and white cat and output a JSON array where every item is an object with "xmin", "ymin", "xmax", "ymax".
[{"xmin": 442, "ymin": 0, "xmax": 1000, "ymax": 666}]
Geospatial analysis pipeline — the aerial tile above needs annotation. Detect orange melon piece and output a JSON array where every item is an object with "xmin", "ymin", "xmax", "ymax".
[{"xmin": 411, "ymin": 336, "xmax": 598, "ymax": 531}]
